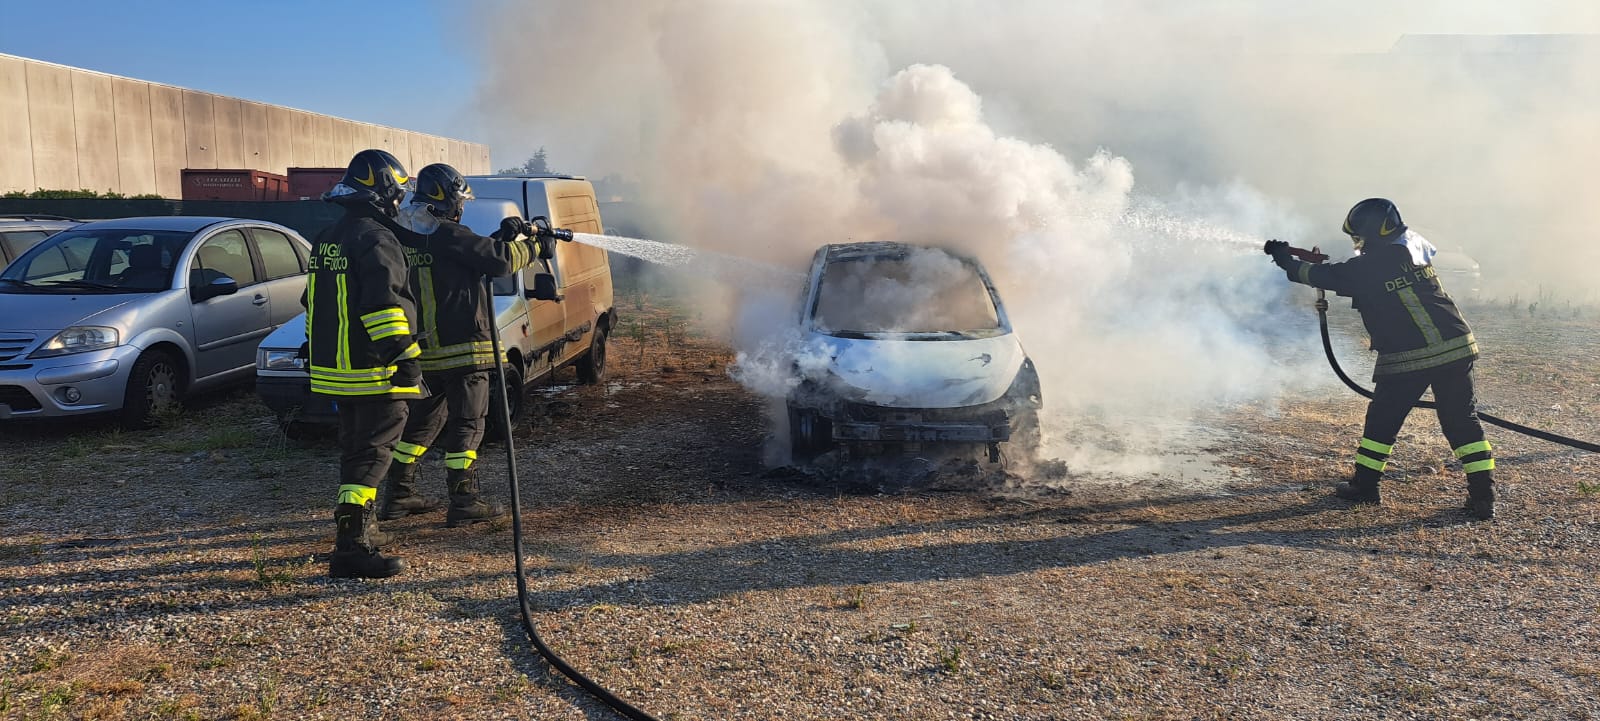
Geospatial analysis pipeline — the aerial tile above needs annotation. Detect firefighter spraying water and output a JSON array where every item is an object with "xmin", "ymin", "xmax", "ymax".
[
  {"xmin": 378, "ymin": 163, "xmax": 556, "ymax": 537},
  {"xmin": 1266, "ymin": 198, "xmax": 1600, "ymax": 521},
  {"xmin": 1265, "ymin": 199, "xmax": 1495, "ymax": 519}
]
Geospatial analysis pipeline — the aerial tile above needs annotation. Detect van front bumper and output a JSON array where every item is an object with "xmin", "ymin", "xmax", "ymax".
[{"xmin": 256, "ymin": 374, "xmax": 337, "ymax": 425}]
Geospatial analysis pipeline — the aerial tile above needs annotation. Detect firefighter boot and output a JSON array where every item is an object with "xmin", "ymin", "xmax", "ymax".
[
  {"xmin": 378, "ymin": 461, "xmax": 443, "ymax": 521},
  {"xmin": 1334, "ymin": 466, "xmax": 1382, "ymax": 505},
  {"xmin": 329, "ymin": 502, "xmax": 406, "ymax": 579},
  {"xmin": 1465, "ymin": 472, "xmax": 1495, "ymax": 521},
  {"xmin": 445, "ymin": 468, "xmax": 507, "ymax": 527}
]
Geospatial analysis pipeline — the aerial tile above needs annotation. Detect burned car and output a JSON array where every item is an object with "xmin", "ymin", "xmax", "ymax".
[{"xmin": 787, "ymin": 242, "xmax": 1042, "ymax": 464}]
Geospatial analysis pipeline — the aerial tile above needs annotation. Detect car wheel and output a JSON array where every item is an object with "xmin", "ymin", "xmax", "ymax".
[
  {"xmin": 787, "ymin": 402, "xmax": 833, "ymax": 465},
  {"xmin": 576, "ymin": 323, "xmax": 608, "ymax": 385},
  {"xmin": 121, "ymin": 349, "xmax": 183, "ymax": 429},
  {"xmin": 486, "ymin": 363, "xmax": 524, "ymax": 442}
]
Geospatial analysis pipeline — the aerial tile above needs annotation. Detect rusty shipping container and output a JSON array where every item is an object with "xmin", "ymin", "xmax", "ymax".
[
  {"xmin": 287, "ymin": 167, "xmax": 347, "ymax": 200},
  {"xmin": 180, "ymin": 169, "xmax": 290, "ymax": 201}
]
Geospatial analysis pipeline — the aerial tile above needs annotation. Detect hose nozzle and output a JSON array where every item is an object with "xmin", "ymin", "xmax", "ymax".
[{"xmin": 530, "ymin": 216, "xmax": 575, "ymax": 242}]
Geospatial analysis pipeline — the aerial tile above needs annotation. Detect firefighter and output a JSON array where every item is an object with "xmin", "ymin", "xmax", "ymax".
[
  {"xmin": 306, "ymin": 149, "xmax": 424, "ymax": 578},
  {"xmin": 1265, "ymin": 198, "xmax": 1494, "ymax": 520},
  {"xmin": 377, "ymin": 162, "xmax": 545, "ymax": 528}
]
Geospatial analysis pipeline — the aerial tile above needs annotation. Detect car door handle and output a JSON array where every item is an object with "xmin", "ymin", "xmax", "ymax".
[{"xmin": 252, "ymin": 295, "xmax": 268, "ymax": 306}]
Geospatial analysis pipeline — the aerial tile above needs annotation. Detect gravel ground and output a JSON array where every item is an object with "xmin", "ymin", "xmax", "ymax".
[{"xmin": 1, "ymin": 301, "xmax": 1598, "ymax": 720}]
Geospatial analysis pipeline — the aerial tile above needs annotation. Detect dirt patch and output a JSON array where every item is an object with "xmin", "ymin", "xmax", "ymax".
[{"xmin": 1, "ymin": 301, "xmax": 1598, "ymax": 720}]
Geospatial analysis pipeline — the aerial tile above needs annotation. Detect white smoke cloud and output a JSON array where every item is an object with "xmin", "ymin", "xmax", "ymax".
[{"xmin": 473, "ymin": 0, "xmax": 1598, "ymax": 473}]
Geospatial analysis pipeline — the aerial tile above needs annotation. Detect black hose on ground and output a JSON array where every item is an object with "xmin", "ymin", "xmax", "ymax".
[
  {"xmin": 486, "ymin": 278, "xmax": 663, "ymax": 721},
  {"xmin": 1315, "ymin": 294, "xmax": 1600, "ymax": 453}
]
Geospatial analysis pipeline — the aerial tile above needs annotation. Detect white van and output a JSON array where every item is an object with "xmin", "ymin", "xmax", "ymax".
[{"xmin": 255, "ymin": 174, "xmax": 616, "ymax": 434}]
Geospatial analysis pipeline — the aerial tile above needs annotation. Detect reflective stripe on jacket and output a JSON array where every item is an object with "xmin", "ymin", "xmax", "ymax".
[
  {"xmin": 1280, "ymin": 232, "xmax": 1477, "ymax": 378},
  {"xmin": 303, "ymin": 210, "xmax": 422, "ymax": 397},
  {"xmin": 400, "ymin": 219, "xmax": 541, "ymax": 374}
]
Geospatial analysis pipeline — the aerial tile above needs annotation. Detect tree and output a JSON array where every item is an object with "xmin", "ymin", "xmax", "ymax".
[{"xmin": 499, "ymin": 147, "xmax": 550, "ymax": 175}]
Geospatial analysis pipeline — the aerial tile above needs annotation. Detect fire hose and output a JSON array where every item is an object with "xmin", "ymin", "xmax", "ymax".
[
  {"xmin": 487, "ymin": 219, "xmax": 663, "ymax": 721},
  {"xmin": 1277, "ymin": 244, "xmax": 1600, "ymax": 454}
]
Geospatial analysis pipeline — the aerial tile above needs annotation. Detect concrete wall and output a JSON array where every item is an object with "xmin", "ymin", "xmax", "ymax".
[
  {"xmin": 0, "ymin": 55, "xmax": 36, "ymax": 191},
  {"xmin": 0, "ymin": 53, "xmax": 489, "ymax": 197}
]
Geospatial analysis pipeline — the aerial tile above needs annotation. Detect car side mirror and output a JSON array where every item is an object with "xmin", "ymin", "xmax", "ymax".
[
  {"xmin": 192, "ymin": 275, "xmax": 239, "ymax": 302},
  {"xmin": 526, "ymin": 272, "xmax": 561, "ymax": 302}
]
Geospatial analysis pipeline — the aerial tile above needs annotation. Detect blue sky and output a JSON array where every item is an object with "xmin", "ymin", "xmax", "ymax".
[{"xmin": 0, "ymin": 0, "xmax": 486, "ymax": 147}]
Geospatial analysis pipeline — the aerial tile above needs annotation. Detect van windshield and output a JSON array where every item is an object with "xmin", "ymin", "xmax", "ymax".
[
  {"xmin": 0, "ymin": 229, "xmax": 192, "ymax": 294},
  {"xmin": 812, "ymin": 248, "xmax": 1004, "ymax": 339}
]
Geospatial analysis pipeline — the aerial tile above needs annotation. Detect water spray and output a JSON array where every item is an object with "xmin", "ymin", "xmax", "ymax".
[{"xmin": 567, "ymin": 231, "xmax": 803, "ymax": 291}]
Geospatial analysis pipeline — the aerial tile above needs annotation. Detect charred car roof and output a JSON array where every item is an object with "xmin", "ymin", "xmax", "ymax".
[{"xmin": 823, "ymin": 241, "xmax": 975, "ymax": 263}]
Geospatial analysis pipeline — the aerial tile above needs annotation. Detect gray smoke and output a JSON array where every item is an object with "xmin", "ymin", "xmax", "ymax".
[{"xmin": 473, "ymin": 0, "xmax": 1600, "ymax": 472}]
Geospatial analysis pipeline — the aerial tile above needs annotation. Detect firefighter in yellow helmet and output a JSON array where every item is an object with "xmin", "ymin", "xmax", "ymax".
[
  {"xmin": 305, "ymin": 149, "xmax": 423, "ymax": 578},
  {"xmin": 1266, "ymin": 198, "xmax": 1494, "ymax": 520},
  {"xmin": 376, "ymin": 163, "xmax": 546, "ymax": 528}
]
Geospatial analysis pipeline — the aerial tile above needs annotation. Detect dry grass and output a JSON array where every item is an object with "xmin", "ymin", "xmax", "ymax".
[{"xmin": 1, "ymin": 304, "xmax": 1598, "ymax": 720}]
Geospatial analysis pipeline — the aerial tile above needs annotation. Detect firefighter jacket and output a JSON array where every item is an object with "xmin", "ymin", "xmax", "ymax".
[
  {"xmin": 1277, "ymin": 232, "xmax": 1477, "ymax": 378},
  {"xmin": 302, "ymin": 209, "xmax": 422, "ymax": 397},
  {"xmin": 399, "ymin": 219, "xmax": 543, "ymax": 374}
]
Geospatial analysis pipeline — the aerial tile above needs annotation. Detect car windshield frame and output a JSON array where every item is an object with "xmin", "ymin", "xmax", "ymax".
[
  {"xmin": 808, "ymin": 249, "xmax": 1011, "ymax": 341},
  {"xmin": 0, "ymin": 228, "xmax": 195, "ymax": 294}
]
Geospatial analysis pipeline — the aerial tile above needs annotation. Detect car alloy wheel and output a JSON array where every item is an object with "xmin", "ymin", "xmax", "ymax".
[{"xmin": 146, "ymin": 359, "xmax": 180, "ymax": 416}]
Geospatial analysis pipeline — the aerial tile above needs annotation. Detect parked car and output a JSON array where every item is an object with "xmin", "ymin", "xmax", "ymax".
[
  {"xmin": 0, "ymin": 214, "xmax": 79, "ymax": 267},
  {"xmin": 0, "ymin": 216, "xmax": 312, "ymax": 426},
  {"xmin": 786, "ymin": 242, "xmax": 1043, "ymax": 464},
  {"xmin": 255, "ymin": 174, "xmax": 616, "ymax": 434}
]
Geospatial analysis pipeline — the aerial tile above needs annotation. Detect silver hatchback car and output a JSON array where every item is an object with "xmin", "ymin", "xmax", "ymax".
[{"xmin": 0, "ymin": 216, "xmax": 311, "ymax": 426}]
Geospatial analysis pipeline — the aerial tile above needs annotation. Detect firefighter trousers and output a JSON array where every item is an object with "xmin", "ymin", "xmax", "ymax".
[
  {"xmin": 391, "ymin": 369, "xmax": 490, "ymax": 472},
  {"xmin": 335, "ymin": 397, "xmax": 410, "ymax": 503},
  {"xmin": 1355, "ymin": 359, "xmax": 1492, "ymax": 482}
]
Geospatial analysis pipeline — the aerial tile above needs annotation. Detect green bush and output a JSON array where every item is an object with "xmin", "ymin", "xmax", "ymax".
[{"xmin": 1, "ymin": 188, "xmax": 164, "ymax": 200}]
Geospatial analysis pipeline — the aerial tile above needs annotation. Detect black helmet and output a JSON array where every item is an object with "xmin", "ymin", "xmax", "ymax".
[
  {"xmin": 1342, "ymin": 198, "xmax": 1406, "ymax": 251},
  {"xmin": 328, "ymin": 149, "xmax": 410, "ymax": 215},
  {"xmin": 413, "ymin": 163, "xmax": 473, "ymax": 219}
]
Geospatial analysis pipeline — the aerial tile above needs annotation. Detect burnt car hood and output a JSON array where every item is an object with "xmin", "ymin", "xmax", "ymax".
[{"xmin": 818, "ymin": 333, "xmax": 1027, "ymax": 409}]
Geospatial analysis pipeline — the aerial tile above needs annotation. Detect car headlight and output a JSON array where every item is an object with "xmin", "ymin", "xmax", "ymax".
[
  {"xmin": 29, "ymin": 326, "xmax": 119, "ymax": 358},
  {"xmin": 1004, "ymin": 358, "xmax": 1043, "ymax": 408},
  {"xmin": 257, "ymin": 348, "xmax": 306, "ymax": 371}
]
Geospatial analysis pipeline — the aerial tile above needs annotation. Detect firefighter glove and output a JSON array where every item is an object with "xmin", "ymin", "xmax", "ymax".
[
  {"xmin": 1263, "ymin": 240, "xmax": 1299, "ymax": 272},
  {"xmin": 392, "ymin": 358, "xmax": 422, "ymax": 388},
  {"xmin": 498, "ymin": 216, "xmax": 531, "ymax": 241}
]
